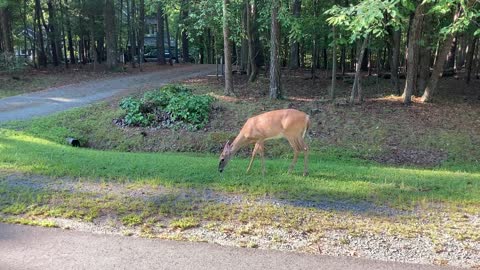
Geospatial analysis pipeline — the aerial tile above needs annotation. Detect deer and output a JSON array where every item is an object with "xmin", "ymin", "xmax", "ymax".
[{"xmin": 218, "ymin": 109, "xmax": 310, "ymax": 176}]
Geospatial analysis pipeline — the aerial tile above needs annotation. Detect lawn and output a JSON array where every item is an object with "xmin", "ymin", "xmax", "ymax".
[{"xmin": 1, "ymin": 128, "xmax": 479, "ymax": 210}]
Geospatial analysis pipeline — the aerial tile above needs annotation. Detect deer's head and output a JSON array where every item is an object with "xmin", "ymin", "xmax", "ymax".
[{"xmin": 218, "ymin": 141, "xmax": 233, "ymax": 173}]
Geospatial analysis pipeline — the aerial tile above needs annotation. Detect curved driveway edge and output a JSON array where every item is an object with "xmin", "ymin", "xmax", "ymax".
[
  {"xmin": 0, "ymin": 223, "xmax": 455, "ymax": 270},
  {"xmin": 0, "ymin": 64, "xmax": 216, "ymax": 123}
]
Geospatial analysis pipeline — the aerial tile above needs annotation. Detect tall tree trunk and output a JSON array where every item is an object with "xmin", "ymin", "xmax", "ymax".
[
  {"xmin": 128, "ymin": 0, "xmax": 136, "ymax": 68},
  {"xmin": 35, "ymin": 0, "xmax": 47, "ymax": 67},
  {"xmin": 269, "ymin": 0, "xmax": 281, "ymax": 99},
  {"xmin": 350, "ymin": 36, "xmax": 368, "ymax": 104},
  {"xmin": 65, "ymin": 0, "xmax": 75, "ymax": 64},
  {"xmin": 330, "ymin": 25, "xmax": 337, "ymax": 100},
  {"xmin": 391, "ymin": 29, "xmax": 401, "ymax": 94},
  {"xmin": 47, "ymin": 0, "xmax": 60, "ymax": 66},
  {"xmin": 138, "ymin": 0, "xmax": 145, "ymax": 69},
  {"xmin": 240, "ymin": 1, "xmax": 248, "ymax": 72},
  {"xmin": 60, "ymin": 0, "xmax": 68, "ymax": 68},
  {"xmin": 0, "ymin": 6, "xmax": 14, "ymax": 53},
  {"xmin": 181, "ymin": 0, "xmax": 189, "ymax": 62},
  {"xmin": 105, "ymin": 0, "xmax": 117, "ymax": 69},
  {"xmin": 289, "ymin": 0, "xmax": 301, "ymax": 69},
  {"xmin": 417, "ymin": 16, "xmax": 432, "ymax": 93},
  {"xmin": 421, "ymin": 6, "xmax": 463, "ymax": 102},
  {"xmin": 465, "ymin": 37, "xmax": 477, "ymax": 84},
  {"xmin": 247, "ymin": 0, "xmax": 259, "ymax": 82},
  {"xmin": 445, "ymin": 35, "xmax": 457, "ymax": 72},
  {"xmin": 165, "ymin": 14, "xmax": 172, "ymax": 63},
  {"xmin": 157, "ymin": 4, "xmax": 166, "ymax": 65},
  {"xmin": 402, "ymin": 4, "xmax": 424, "ymax": 104},
  {"xmin": 223, "ymin": 0, "xmax": 234, "ymax": 95},
  {"xmin": 23, "ymin": 0, "xmax": 28, "ymax": 58}
]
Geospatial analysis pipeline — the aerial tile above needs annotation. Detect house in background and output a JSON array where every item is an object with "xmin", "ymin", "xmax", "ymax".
[{"xmin": 143, "ymin": 16, "xmax": 176, "ymax": 62}]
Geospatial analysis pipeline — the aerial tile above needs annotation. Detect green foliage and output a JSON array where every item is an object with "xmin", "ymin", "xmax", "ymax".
[
  {"xmin": 119, "ymin": 84, "xmax": 214, "ymax": 129},
  {"xmin": 0, "ymin": 53, "xmax": 25, "ymax": 72}
]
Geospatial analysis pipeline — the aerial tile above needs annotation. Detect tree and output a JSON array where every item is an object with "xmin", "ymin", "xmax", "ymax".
[
  {"xmin": 223, "ymin": 0, "xmax": 234, "ymax": 96},
  {"xmin": 269, "ymin": 0, "xmax": 282, "ymax": 99},
  {"xmin": 157, "ymin": 3, "xmax": 166, "ymax": 65},
  {"xmin": 181, "ymin": 0, "xmax": 189, "ymax": 62},
  {"xmin": 138, "ymin": 0, "xmax": 145, "ymax": 69},
  {"xmin": 105, "ymin": 0, "xmax": 117, "ymax": 69},
  {"xmin": 289, "ymin": 0, "xmax": 301, "ymax": 69},
  {"xmin": 0, "ymin": 4, "xmax": 14, "ymax": 53},
  {"xmin": 402, "ymin": 3, "xmax": 425, "ymax": 104}
]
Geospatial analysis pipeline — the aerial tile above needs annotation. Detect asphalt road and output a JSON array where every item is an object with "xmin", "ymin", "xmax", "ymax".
[
  {"xmin": 0, "ymin": 64, "xmax": 216, "ymax": 123},
  {"xmin": 0, "ymin": 223, "xmax": 456, "ymax": 270}
]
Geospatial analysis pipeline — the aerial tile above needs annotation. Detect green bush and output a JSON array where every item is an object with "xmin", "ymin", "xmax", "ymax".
[{"xmin": 118, "ymin": 84, "xmax": 214, "ymax": 129}]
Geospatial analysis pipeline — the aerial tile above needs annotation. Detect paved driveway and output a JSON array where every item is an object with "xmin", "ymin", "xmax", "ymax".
[
  {"xmin": 0, "ymin": 223, "xmax": 455, "ymax": 270},
  {"xmin": 0, "ymin": 64, "xmax": 216, "ymax": 123}
]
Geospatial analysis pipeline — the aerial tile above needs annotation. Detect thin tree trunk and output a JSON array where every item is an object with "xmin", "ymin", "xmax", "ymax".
[
  {"xmin": 65, "ymin": 0, "xmax": 75, "ymax": 64},
  {"xmin": 35, "ymin": 0, "xmax": 47, "ymax": 67},
  {"xmin": 240, "ymin": 1, "xmax": 248, "ymax": 72},
  {"xmin": 247, "ymin": 0, "xmax": 259, "ymax": 82},
  {"xmin": 269, "ymin": 0, "xmax": 281, "ymax": 99},
  {"xmin": 181, "ymin": 0, "xmax": 189, "ymax": 62},
  {"xmin": 391, "ymin": 29, "xmax": 401, "ymax": 94},
  {"xmin": 138, "ymin": 0, "xmax": 145, "ymax": 70},
  {"xmin": 402, "ymin": 4, "xmax": 425, "ymax": 104},
  {"xmin": 350, "ymin": 36, "xmax": 368, "ymax": 104},
  {"xmin": 47, "ymin": 0, "xmax": 60, "ymax": 66},
  {"xmin": 23, "ymin": 0, "xmax": 28, "ymax": 58},
  {"xmin": 223, "ymin": 0, "xmax": 234, "ymax": 95},
  {"xmin": 417, "ymin": 16, "xmax": 432, "ymax": 93},
  {"xmin": 157, "ymin": 4, "xmax": 166, "ymax": 65},
  {"xmin": 330, "ymin": 25, "xmax": 337, "ymax": 100},
  {"xmin": 105, "ymin": 0, "xmax": 117, "ymax": 69},
  {"xmin": 465, "ymin": 37, "xmax": 477, "ymax": 84},
  {"xmin": 60, "ymin": 0, "xmax": 68, "ymax": 68},
  {"xmin": 165, "ymin": 14, "xmax": 172, "ymax": 64},
  {"xmin": 289, "ymin": 0, "xmax": 301, "ymax": 69},
  {"xmin": 128, "ymin": 0, "xmax": 136, "ymax": 68}
]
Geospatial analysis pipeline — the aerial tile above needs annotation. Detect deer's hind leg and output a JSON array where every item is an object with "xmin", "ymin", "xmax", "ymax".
[{"xmin": 288, "ymin": 137, "xmax": 308, "ymax": 176}]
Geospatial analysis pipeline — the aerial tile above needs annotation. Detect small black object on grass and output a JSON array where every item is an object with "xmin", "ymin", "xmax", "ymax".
[{"xmin": 66, "ymin": 138, "xmax": 80, "ymax": 147}]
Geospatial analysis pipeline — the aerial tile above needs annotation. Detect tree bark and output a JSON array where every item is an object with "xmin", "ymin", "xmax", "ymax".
[
  {"xmin": 165, "ymin": 14, "xmax": 172, "ymax": 64},
  {"xmin": 421, "ymin": 7, "xmax": 463, "ymax": 103},
  {"xmin": 247, "ymin": 0, "xmax": 259, "ymax": 82},
  {"xmin": 269, "ymin": 0, "xmax": 281, "ymax": 99},
  {"xmin": 35, "ymin": 0, "xmax": 47, "ymax": 67},
  {"xmin": 128, "ymin": 0, "xmax": 136, "ymax": 68},
  {"xmin": 465, "ymin": 37, "xmax": 477, "ymax": 84},
  {"xmin": 0, "ymin": 6, "xmax": 14, "ymax": 53},
  {"xmin": 240, "ymin": 1, "xmax": 248, "ymax": 72},
  {"xmin": 105, "ymin": 0, "xmax": 117, "ymax": 69},
  {"xmin": 402, "ymin": 4, "xmax": 424, "ymax": 104},
  {"xmin": 223, "ymin": 0, "xmax": 234, "ymax": 95},
  {"xmin": 417, "ymin": 16, "xmax": 432, "ymax": 93},
  {"xmin": 157, "ymin": 4, "xmax": 166, "ymax": 65},
  {"xmin": 138, "ymin": 0, "xmax": 145, "ymax": 69},
  {"xmin": 350, "ymin": 36, "xmax": 368, "ymax": 104},
  {"xmin": 65, "ymin": 0, "xmax": 75, "ymax": 64},
  {"xmin": 181, "ymin": 0, "xmax": 189, "ymax": 62},
  {"xmin": 330, "ymin": 26, "xmax": 337, "ymax": 100},
  {"xmin": 289, "ymin": 0, "xmax": 301, "ymax": 69},
  {"xmin": 391, "ymin": 29, "xmax": 401, "ymax": 94},
  {"xmin": 47, "ymin": 0, "xmax": 60, "ymax": 66}
]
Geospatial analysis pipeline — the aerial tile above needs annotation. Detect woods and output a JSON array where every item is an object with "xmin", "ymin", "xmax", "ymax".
[{"xmin": 1, "ymin": 0, "xmax": 479, "ymax": 103}]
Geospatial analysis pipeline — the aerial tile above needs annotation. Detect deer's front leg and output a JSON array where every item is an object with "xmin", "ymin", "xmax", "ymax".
[{"xmin": 247, "ymin": 142, "xmax": 260, "ymax": 173}]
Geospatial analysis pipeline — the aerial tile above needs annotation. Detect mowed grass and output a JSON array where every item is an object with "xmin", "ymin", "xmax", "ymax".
[{"xmin": 1, "ymin": 128, "xmax": 479, "ymax": 209}]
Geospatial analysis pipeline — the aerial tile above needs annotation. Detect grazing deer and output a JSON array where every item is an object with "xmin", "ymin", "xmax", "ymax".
[{"xmin": 218, "ymin": 109, "xmax": 310, "ymax": 176}]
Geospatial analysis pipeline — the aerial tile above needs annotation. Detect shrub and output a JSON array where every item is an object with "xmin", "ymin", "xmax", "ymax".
[{"xmin": 118, "ymin": 84, "xmax": 214, "ymax": 129}]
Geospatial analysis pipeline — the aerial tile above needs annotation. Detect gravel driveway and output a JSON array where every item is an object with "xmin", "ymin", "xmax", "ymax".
[{"xmin": 0, "ymin": 64, "xmax": 216, "ymax": 123}]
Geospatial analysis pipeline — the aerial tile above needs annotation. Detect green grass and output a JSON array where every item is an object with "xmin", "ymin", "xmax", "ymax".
[{"xmin": 0, "ymin": 128, "xmax": 479, "ymax": 209}]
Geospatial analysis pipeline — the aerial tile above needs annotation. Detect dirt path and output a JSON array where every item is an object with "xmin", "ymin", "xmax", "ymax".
[
  {"xmin": 0, "ymin": 64, "xmax": 216, "ymax": 123},
  {"xmin": 0, "ymin": 223, "xmax": 454, "ymax": 270}
]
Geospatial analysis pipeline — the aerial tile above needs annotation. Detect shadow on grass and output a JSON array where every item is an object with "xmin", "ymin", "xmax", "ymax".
[{"xmin": 1, "ymin": 129, "xmax": 479, "ymax": 214}]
